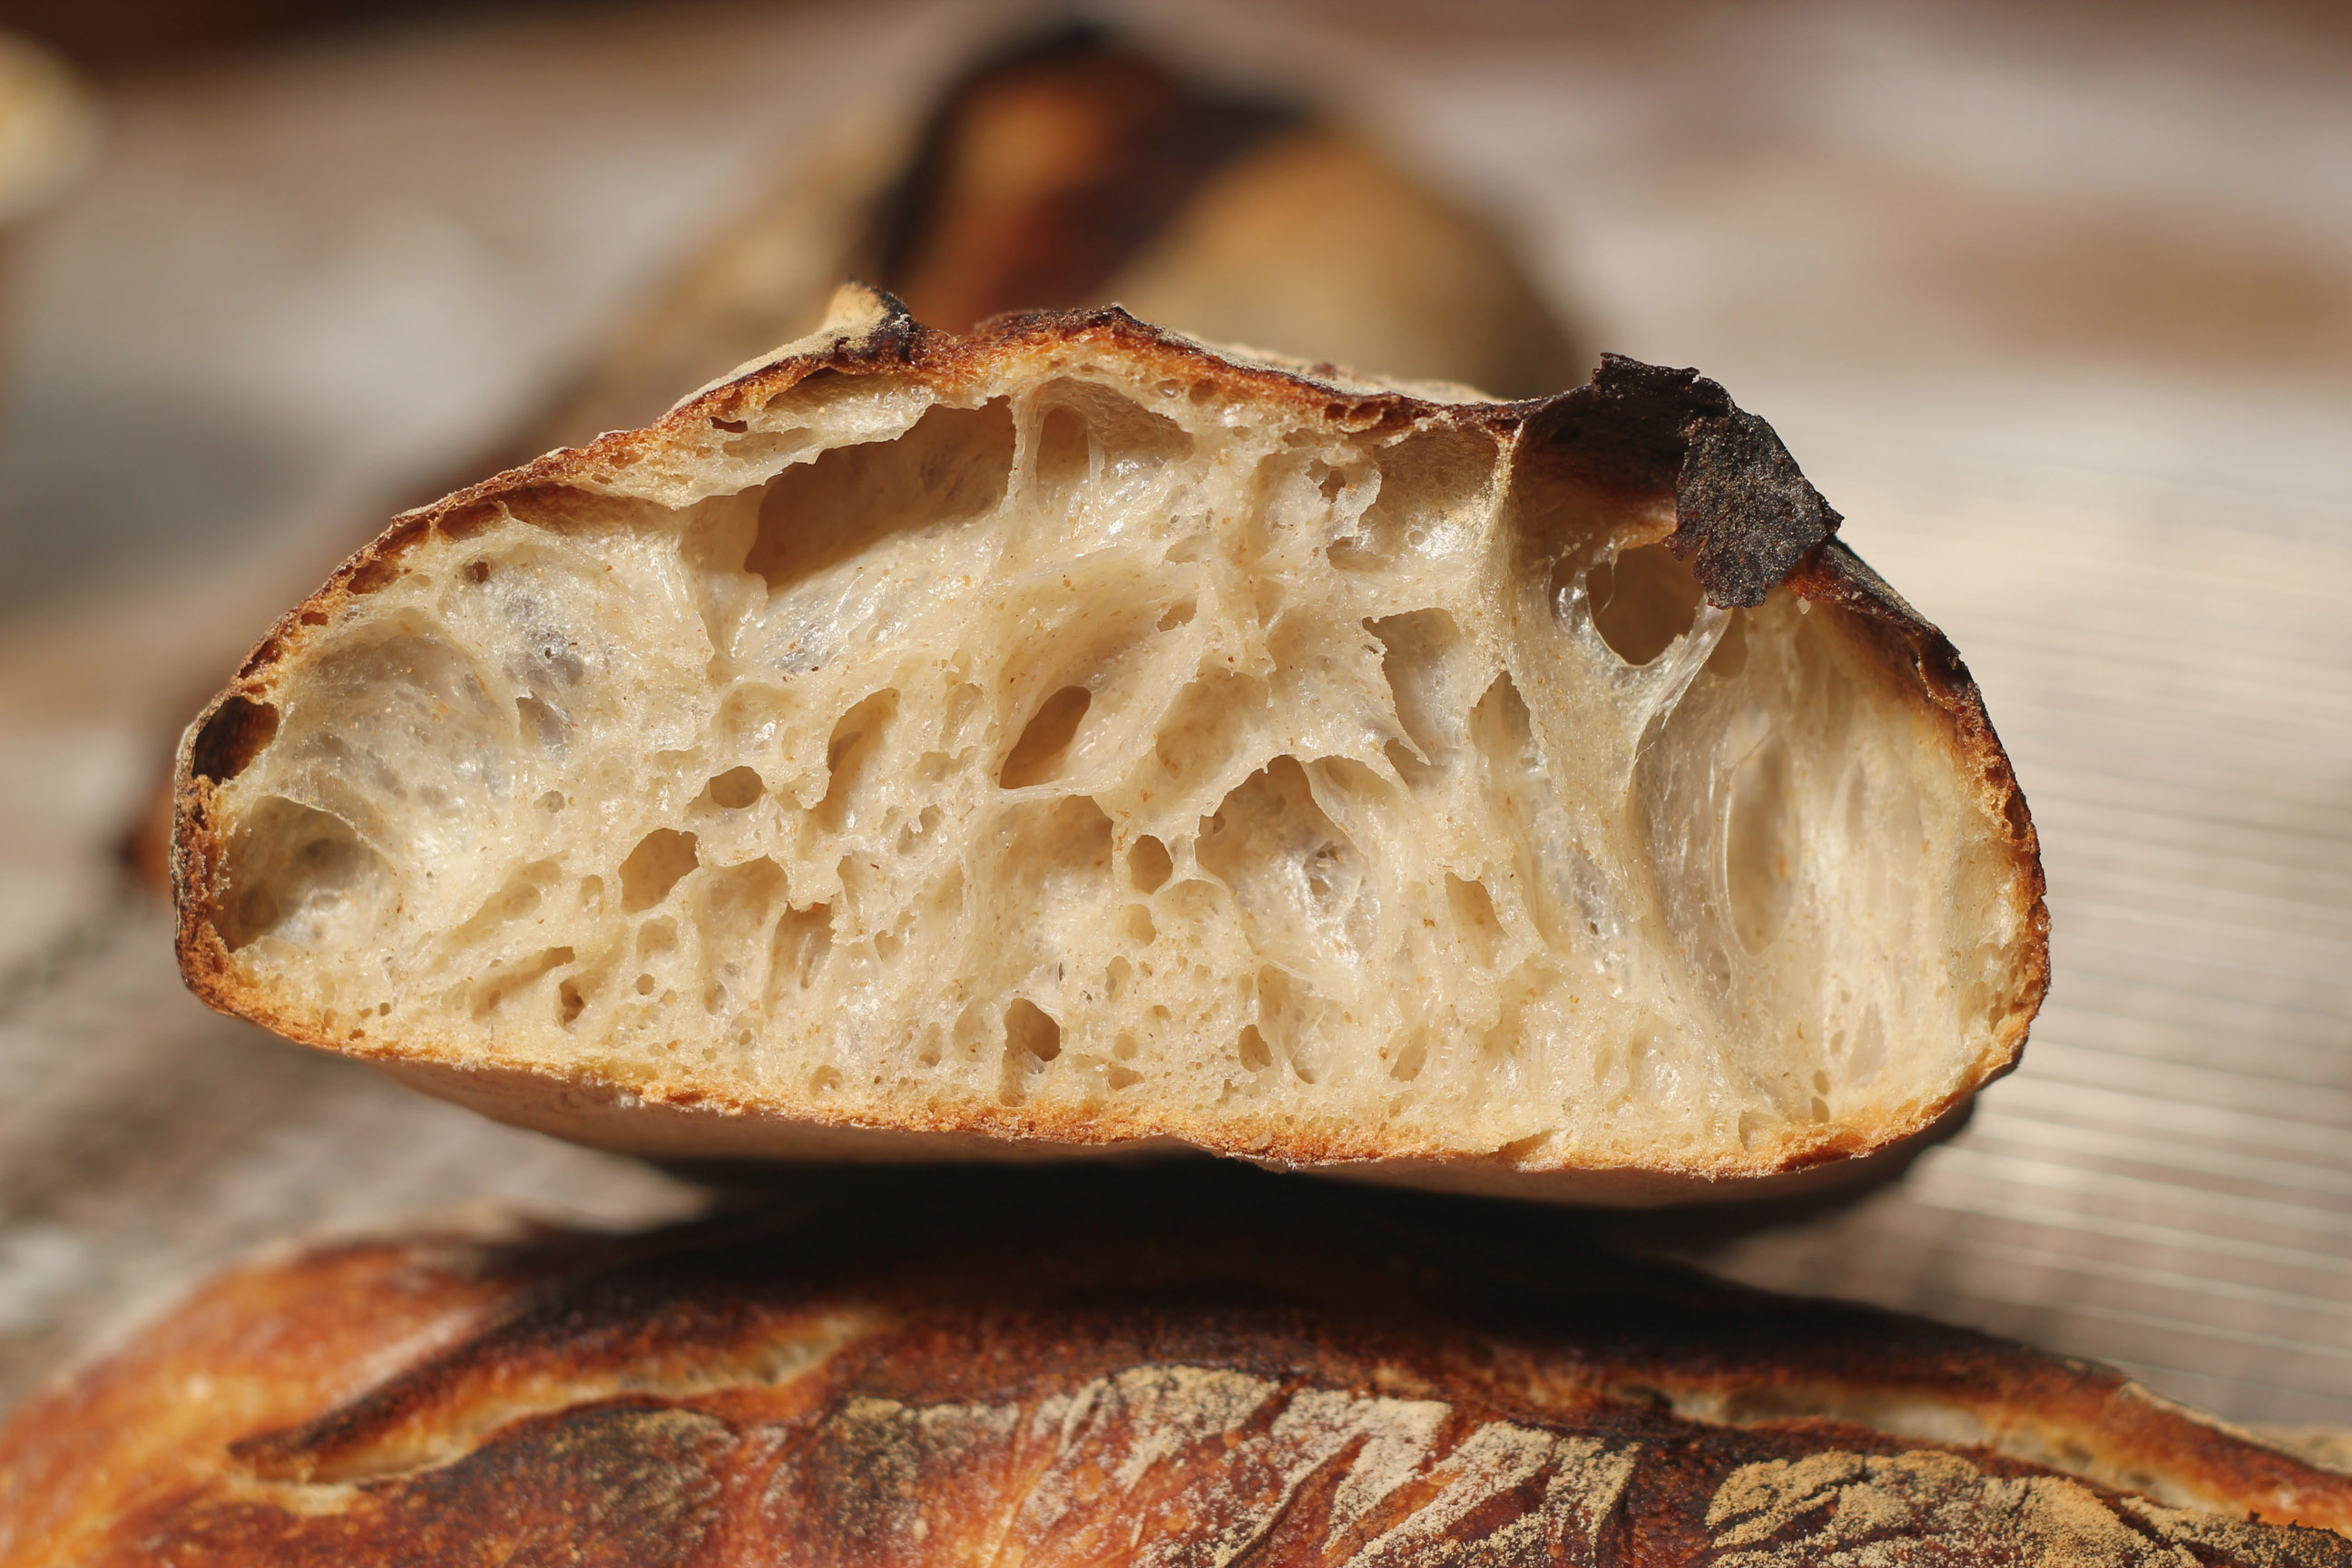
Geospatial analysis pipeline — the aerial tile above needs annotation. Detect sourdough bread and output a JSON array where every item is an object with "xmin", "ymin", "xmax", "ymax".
[
  {"xmin": 1, "ymin": 1171, "xmax": 2341, "ymax": 1566},
  {"xmin": 527, "ymin": 24, "xmax": 1586, "ymax": 451},
  {"xmin": 172, "ymin": 286, "xmax": 2047, "ymax": 1200}
]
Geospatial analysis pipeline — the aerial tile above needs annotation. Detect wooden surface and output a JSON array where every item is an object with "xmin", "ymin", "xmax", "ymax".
[{"xmin": 0, "ymin": 0, "xmax": 2347, "ymax": 1436}]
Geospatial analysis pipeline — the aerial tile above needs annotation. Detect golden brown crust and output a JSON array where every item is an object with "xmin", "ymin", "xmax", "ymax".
[
  {"xmin": 169, "ymin": 289, "xmax": 2049, "ymax": 1196},
  {"xmin": 3, "ymin": 1169, "xmax": 2343, "ymax": 1566}
]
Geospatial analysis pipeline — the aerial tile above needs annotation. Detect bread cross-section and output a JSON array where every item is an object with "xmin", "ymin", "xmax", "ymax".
[{"xmin": 172, "ymin": 286, "xmax": 2046, "ymax": 1200}]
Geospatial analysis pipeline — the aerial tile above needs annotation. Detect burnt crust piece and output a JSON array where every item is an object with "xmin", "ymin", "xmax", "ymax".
[
  {"xmin": 0, "ymin": 1169, "xmax": 2343, "ymax": 1567},
  {"xmin": 1535, "ymin": 354, "xmax": 1844, "ymax": 608},
  {"xmin": 168, "ymin": 288, "xmax": 2051, "ymax": 1198}
]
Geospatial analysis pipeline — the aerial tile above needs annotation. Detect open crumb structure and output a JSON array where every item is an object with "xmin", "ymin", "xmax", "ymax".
[{"xmin": 172, "ymin": 287, "xmax": 2046, "ymax": 1199}]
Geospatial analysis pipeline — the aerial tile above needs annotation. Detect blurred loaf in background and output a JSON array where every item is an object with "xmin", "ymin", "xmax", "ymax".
[{"xmin": 524, "ymin": 21, "xmax": 1586, "ymax": 447}]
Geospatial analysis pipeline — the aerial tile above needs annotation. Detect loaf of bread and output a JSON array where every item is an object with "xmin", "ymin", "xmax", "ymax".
[
  {"xmin": 171, "ymin": 285, "xmax": 2046, "ymax": 1200},
  {"xmin": 525, "ymin": 22, "xmax": 1588, "ymax": 452},
  {"xmin": 1, "ymin": 1170, "xmax": 2342, "ymax": 1566}
]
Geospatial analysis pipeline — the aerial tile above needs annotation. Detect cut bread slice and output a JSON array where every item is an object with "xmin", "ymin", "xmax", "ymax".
[{"xmin": 172, "ymin": 286, "xmax": 2046, "ymax": 1200}]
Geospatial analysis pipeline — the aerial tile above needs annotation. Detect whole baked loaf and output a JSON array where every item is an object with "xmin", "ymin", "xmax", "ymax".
[
  {"xmin": 0, "ymin": 1169, "xmax": 2343, "ymax": 1566},
  {"xmin": 171, "ymin": 285, "xmax": 2046, "ymax": 1200}
]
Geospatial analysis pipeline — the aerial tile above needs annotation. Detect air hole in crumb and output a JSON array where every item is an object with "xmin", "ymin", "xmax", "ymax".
[
  {"xmin": 746, "ymin": 398, "xmax": 1014, "ymax": 590},
  {"xmin": 1811, "ymin": 1069, "xmax": 1830, "ymax": 1093},
  {"xmin": 469, "ymin": 946, "xmax": 572, "ymax": 1019},
  {"xmin": 1389, "ymin": 1034, "xmax": 1427, "ymax": 1081},
  {"xmin": 215, "ymin": 797, "xmax": 386, "ymax": 950},
  {"xmin": 1369, "ymin": 609, "xmax": 1462, "ymax": 768},
  {"xmin": 558, "ymin": 980, "xmax": 585, "ymax": 1024},
  {"xmin": 1446, "ymin": 875, "xmax": 1502, "ymax": 966},
  {"xmin": 1000, "ymin": 685, "xmax": 1092, "ymax": 789},
  {"xmin": 1384, "ymin": 739, "xmax": 1439, "ymax": 794},
  {"xmin": 1122, "ymin": 906, "xmax": 1156, "ymax": 944},
  {"xmin": 710, "ymin": 416, "xmax": 748, "ymax": 433},
  {"xmin": 1128, "ymin": 835, "xmax": 1173, "ymax": 893},
  {"xmin": 1032, "ymin": 379, "xmax": 1191, "ymax": 487},
  {"xmin": 1590, "ymin": 544, "xmax": 1703, "ymax": 666},
  {"xmin": 1706, "ymin": 608, "xmax": 1749, "ymax": 678},
  {"xmin": 619, "ymin": 829, "xmax": 699, "ymax": 912},
  {"xmin": 190, "ymin": 695, "xmax": 279, "ymax": 784},
  {"xmin": 1238, "ymin": 1024, "xmax": 1272, "ymax": 1072},
  {"xmin": 1004, "ymin": 999, "xmax": 1061, "ymax": 1063},
  {"xmin": 515, "ymin": 695, "xmax": 564, "ymax": 750},
  {"xmin": 817, "ymin": 690, "xmax": 898, "ymax": 832},
  {"xmin": 1034, "ymin": 405, "xmax": 1090, "ymax": 495},
  {"xmin": 706, "ymin": 766, "xmax": 764, "ymax": 808},
  {"xmin": 769, "ymin": 903, "xmax": 831, "ymax": 995},
  {"xmin": 635, "ymin": 974, "xmax": 656, "ymax": 995},
  {"xmin": 1724, "ymin": 730, "xmax": 1793, "ymax": 951},
  {"xmin": 538, "ymin": 790, "xmax": 565, "ymax": 813},
  {"xmin": 1197, "ymin": 758, "xmax": 1374, "ymax": 957},
  {"xmin": 580, "ymin": 876, "xmax": 604, "ymax": 913},
  {"xmin": 1000, "ymin": 999, "xmax": 1062, "ymax": 1105},
  {"xmin": 1156, "ymin": 599, "xmax": 1197, "ymax": 632},
  {"xmin": 1809, "ymin": 1095, "xmax": 1830, "ymax": 1123}
]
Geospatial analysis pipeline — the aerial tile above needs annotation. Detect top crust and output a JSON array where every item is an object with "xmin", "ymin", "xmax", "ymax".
[
  {"xmin": 170, "ymin": 286, "xmax": 2049, "ymax": 1200},
  {"xmin": 0, "ymin": 1170, "xmax": 2343, "ymax": 1567}
]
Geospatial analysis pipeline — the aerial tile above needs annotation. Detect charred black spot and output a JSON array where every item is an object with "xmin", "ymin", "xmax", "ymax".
[
  {"xmin": 1670, "ymin": 408, "xmax": 1843, "ymax": 608},
  {"xmin": 1534, "ymin": 355, "xmax": 1730, "ymax": 492},
  {"xmin": 1534, "ymin": 356, "xmax": 1839, "ymax": 610},
  {"xmin": 190, "ymin": 695, "xmax": 279, "ymax": 784}
]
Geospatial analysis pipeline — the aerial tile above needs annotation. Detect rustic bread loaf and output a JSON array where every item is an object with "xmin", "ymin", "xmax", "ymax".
[
  {"xmin": 526, "ymin": 23, "xmax": 1587, "ymax": 452},
  {"xmin": 1, "ymin": 1170, "xmax": 2343, "ymax": 1566},
  {"xmin": 171, "ymin": 285, "xmax": 2046, "ymax": 1200}
]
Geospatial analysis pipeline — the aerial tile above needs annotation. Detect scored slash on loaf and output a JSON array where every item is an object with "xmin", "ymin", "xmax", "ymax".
[{"xmin": 2, "ymin": 1171, "xmax": 2343, "ymax": 1566}]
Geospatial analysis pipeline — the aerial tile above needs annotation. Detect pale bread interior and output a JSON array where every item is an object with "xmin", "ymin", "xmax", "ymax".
[{"xmin": 190, "ymin": 318, "xmax": 2034, "ymax": 1179}]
